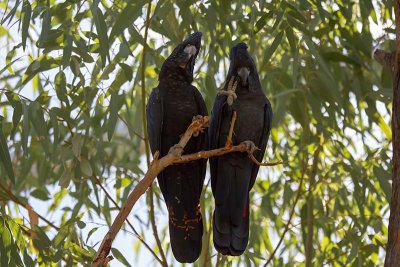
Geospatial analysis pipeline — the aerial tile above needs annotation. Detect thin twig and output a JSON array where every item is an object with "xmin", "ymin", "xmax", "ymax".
[
  {"xmin": 92, "ymin": 175, "xmax": 163, "ymax": 265},
  {"xmin": 263, "ymin": 162, "xmax": 306, "ymax": 266},
  {"xmin": 0, "ymin": 182, "xmax": 59, "ymax": 230},
  {"xmin": 225, "ymin": 111, "xmax": 237, "ymax": 147}
]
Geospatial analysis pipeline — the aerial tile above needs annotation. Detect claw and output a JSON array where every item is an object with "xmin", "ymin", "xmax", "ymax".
[
  {"xmin": 242, "ymin": 140, "xmax": 258, "ymax": 154},
  {"xmin": 169, "ymin": 144, "xmax": 184, "ymax": 158},
  {"xmin": 192, "ymin": 115, "xmax": 204, "ymax": 137},
  {"xmin": 218, "ymin": 76, "xmax": 238, "ymax": 106}
]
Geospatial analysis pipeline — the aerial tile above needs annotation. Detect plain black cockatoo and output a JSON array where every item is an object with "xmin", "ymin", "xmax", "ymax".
[
  {"xmin": 209, "ymin": 42, "xmax": 273, "ymax": 256},
  {"xmin": 146, "ymin": 32, "xmax": 208, "ymax": 263}
]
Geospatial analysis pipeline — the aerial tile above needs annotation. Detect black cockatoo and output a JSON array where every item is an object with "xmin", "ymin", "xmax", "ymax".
[
  {"xmin": 209, "ymin": 43, "xmax": 273, "ymax": 256},
  {"xmin": 146, "ymin": 32, "xmax": 208, "ymax": 263}
]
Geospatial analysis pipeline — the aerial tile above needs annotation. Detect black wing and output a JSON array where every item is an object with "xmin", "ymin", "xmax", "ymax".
[
  {"xmin": 146, "ymin": 87, "xmax": 164, "ymax": 186},
  {"xmin": 146, "ymin": 87, "xmax": 163, "ymax": 155},
  {"xmin": 209, "ymin": 93, "xmax": 227, "ymax": 194},
  {"xmin": 249, "ymin": 99, "xmax": 273, "ymax": 189},
  {"xmin": 193, "ymin": 86, "xmax": 209, "ymax": 188}
]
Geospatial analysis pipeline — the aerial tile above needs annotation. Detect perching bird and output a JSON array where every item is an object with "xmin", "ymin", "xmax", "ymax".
[
  {"xmin": 209, "ymin": 43, "xmax": 273, "ymax": 256},
  {"xmin": 146, "ymin": 32, "xmax": 208, "ymax": 263}
]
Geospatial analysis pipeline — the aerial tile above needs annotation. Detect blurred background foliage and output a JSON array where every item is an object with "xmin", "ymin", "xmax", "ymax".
[{"xmin": 0, "ymin": 0, "xmax": 395, "ymax": 266}]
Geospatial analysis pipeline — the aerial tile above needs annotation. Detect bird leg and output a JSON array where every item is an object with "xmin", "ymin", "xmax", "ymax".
[{"xmin": 218, "ymin": 76, "xmax": 238, "ymax": 106}]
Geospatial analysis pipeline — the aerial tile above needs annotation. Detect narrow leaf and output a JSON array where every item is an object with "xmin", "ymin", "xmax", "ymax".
[
  {"xmin": 54, "ymin": 70, "xmax": 68, "ymax": 103},
  {"xmin": 91, "ymin": 5, "xmax": 109, "ymax": 67},
  {"xmin": 0, "ymin": 117, "xmax": 15, "ymax": 183},
  {"xmin": 62, "ymin": 33, "xmax": 73, "ymax": 68},
  {"xmin": 264, "ymin": 30, "xmax": 284, "ymax": 62},
  {"xmin": 21, "ymin": 1, "xmax": 31, "ymax": 50},
  {"xmin": 80, "ymin": 158, "xmax": 93, "ymax": 177},
  {"xmin": 111, "ymin": 248, "xmax": 132, "ymax": 267},
  {"xmin": 11, "ymin": 99, "xmax": 22, "ymax": 137},
  {"xmin": 72, "ymin": 134, "xmax": 82, "ymax": 161},
  {"xmin": 107, "ymin": 92, "xmax": 119, "ymax": 141},
  {"xmin": 22, "ymin": 101, "xmax": 30, "ymax": 155}
]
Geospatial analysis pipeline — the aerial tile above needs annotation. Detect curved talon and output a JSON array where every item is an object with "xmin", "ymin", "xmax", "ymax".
[
  {"xmin": 242, "ymin": 140, "xmax": 258, "ymax": 155},
  {"xmin": 218, "ymin": 76, "xmax": 238, "ymax": 106},
  {"xmin": 169, "ymin": 144, "xmax": 184, "ymax": 158},
  {"xmin": 192, "ymin": 115, "xmax": 204, "ymax": 137},
  {"xmin": 192, "ymin": 115, "xmax": 203, "ymax": 121}
]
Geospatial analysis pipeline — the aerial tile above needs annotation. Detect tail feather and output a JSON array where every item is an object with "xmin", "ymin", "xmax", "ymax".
[
  {"xmin": 160, "ymin": 164, "xmax": 204, "ymax": 263},
  {"xmin": 213, "ymin": 158, "xmax": 252, "ymax": 256},
  {"xmin": 169, "ymin": 216, "xmax": 203, "ymax": 263},
  {"xmin": 213, "ymin": 202, "xmax": 250, "ymax": 256}
]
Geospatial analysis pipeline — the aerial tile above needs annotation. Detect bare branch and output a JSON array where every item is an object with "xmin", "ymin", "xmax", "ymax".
[
  {"xmin": 92, "ymin": 175, "xmax": 163, "ymax": 265},
  {"xmin": 92, "ymin": 115, "xmax": 284, "ymax": 266},
  {"xmin": 225, "ymin": 111, "xmax": 237, "ymax": 147}
]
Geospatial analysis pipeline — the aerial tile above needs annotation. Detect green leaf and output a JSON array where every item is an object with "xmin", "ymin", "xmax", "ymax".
[
  {"xmin": 264, "ymin": 30, "xmax": 284, "ymax": 62},
  {"xmin": 322, "ymin": 51, "xmax": 361, "ymax": 67},
  {"xmin": 373, "ymin": 166, "xmax": 391, "ymax": 201},
  {"xmin": 37, "ymin": 7, "xmax": 52, "ymax": 47},
  {"xmin": 119, "ymin": 63, "xmax": 133, "ymax": 81},
  {"xmin": 21, "ymin": 1, "xmax": 31, "ymax": 50},
  {"xmin": 59, "ymin": 168, "xmax": 72, "ymax": 188},
  {"xmin": 72, "ymin": 134, "xmax": 82, "ymax": 161},
  {"xmin": 77, "ymin": 220, "xmax": 86, "ymax": 229},
  {"xmin": 80, "ymin": 158, "xmax": 93, "ymax": 177},
  {"xmin": 91, "ymin": 5, "xmax": 109, "ymax": 67},
  {"xmin": 22, "ymin": 101, "xmax": 30, "ymax": 155},
  {"xmin": 49, "ymin": 108, "xmax": 59, "ymax": 153},
  {"xmin": 11, "ymin": 99, "xmax": 22, "ymax": 137},
  {"xmin": 376, "ymin": 114, "xmax": 392, "ymax": 139},
  {"xmin": 1, "ymin": 54, "xmax": 23, "ymax": 76},
  {"xmin": 1, "ymin": 0, "xmax": 21, "ymax": 25},
  {"xmin": 6, "ymin": 44, "xmax": 21, "ymax": 74},
  {"xmin": 23, "ymin": 249, "xmax": 35, "ymax": 267},
  {"xmin": 111, "ymin": 248, "xmax": 132, "ymax": 267},
  {"xmin": 254, "ymin": 11, "xmax": 273, "ymax": 33},
  {"xmin": 86, "ymin": 227, "xmax": 98, "ymax": 244},
  {"xmin": 0, "ymin": 117, "xmax": 15, "ymax": 183},
  {"xmin": 54, "ymin": 70, "xmax": 68, "ymax": 103},
  {"xmin": 21, "ymin": 56, "xmax": 61, "ymax": 86},
  {"xmin": 30, "ymin": 188, "xmax": 50, "ymax": 200},
  {"xmin": 62, "ymin": 33, "xmax": 73, "ymax": 68},
  {"xmin": 31, "ymin": 102, "xmax": 49, "ymax": 155},
  {"xmin": 285, "ymin": 27, "xmax": 296, "ymax": 53},
  {"xmin": 107, "ymin": 92, "xmax": 119, "ymax": 141},
  {"xmin": 110, "ymin": 0, "xmax": 145, "ymax": 39}
]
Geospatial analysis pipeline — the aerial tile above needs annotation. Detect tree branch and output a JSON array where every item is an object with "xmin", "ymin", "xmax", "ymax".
[
  {"xmin": 92, "ymin": 175, "xmax": 163, "ymax": 265},
  {"xmin": 0, "ymin": 182, "xmax": 59, "ymax": 231},
  {"xmin": 92, "ymin": 115, "xmax": 285, "ymax": 266},
  {"xmin": 384, "ymin": 1, "xmax": 400, "ymax": 266}
]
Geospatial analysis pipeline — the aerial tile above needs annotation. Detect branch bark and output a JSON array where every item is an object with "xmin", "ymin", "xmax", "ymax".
[
  {"xmin": 378, "ymin": 1, "xmax": 400, "ymax": 266},
  {"xmin": 92, "ymin": 116, "xmax": 285, "ymax": 267}
]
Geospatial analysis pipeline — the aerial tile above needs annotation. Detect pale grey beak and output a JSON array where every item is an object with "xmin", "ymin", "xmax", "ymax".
[
  {"xmin": 237, "ymin": 67, "xmax": 250, "ymax": 86},
  {"xmin": 179, "ymin": 45, "xmax": 197, "ymax": 68},
  {"xmin": 184, "ymin": 45, "xmax": 197, "ymax": 57}
]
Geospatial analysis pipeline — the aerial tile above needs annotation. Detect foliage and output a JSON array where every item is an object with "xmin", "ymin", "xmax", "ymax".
[{"xmin": 0, "ymin": 0, "xmax": 394, "ymax": 266}]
